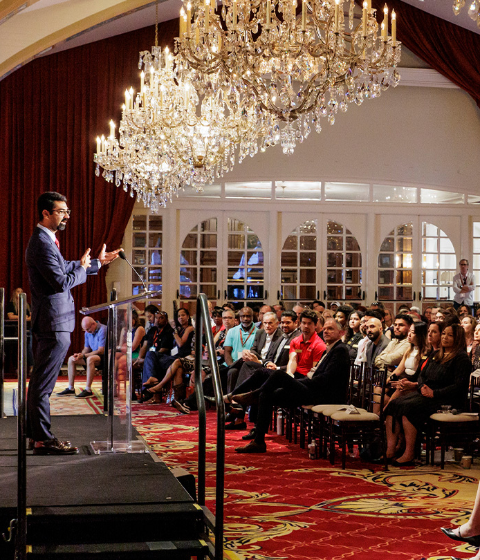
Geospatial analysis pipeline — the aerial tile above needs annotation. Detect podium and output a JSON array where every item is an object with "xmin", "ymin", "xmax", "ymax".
[{"xmin": 80, "ymin": 291, "xmax": 161, "ymax": 454}]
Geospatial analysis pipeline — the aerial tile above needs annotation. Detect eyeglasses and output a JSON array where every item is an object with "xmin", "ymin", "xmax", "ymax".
[{"xmin": 52, "ymin": 209, "xmax": 71, "ymax": 216}]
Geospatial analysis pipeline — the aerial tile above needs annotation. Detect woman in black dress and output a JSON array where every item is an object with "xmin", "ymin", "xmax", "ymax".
[{"xmin": 385, "ymin": 323, "xmax": 471, "ymax": 466}]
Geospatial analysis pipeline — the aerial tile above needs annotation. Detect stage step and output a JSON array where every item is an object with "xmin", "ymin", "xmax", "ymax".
[
  {"xmin": 28, "ymin": 540, "xmax": 209, "ymax": 559},
  {"xmin": 26, "ymin": 503, "xmax": 204, "ymax": 546}
]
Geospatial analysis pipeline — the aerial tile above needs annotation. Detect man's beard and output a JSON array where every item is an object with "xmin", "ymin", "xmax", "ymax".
[{"xmin": 57, "ymin": 221, "xmax": 67, "ymax": 231}]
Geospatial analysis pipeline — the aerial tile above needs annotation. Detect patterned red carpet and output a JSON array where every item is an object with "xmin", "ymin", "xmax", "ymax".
[{"xmin": 132, "ymin": 403, "xmax": 480, "ymax": 560}]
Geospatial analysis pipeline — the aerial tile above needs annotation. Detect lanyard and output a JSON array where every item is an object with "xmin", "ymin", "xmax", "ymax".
[{"xmin": 239, "ymin": 324, "xmax": 255, "ymax": 347}]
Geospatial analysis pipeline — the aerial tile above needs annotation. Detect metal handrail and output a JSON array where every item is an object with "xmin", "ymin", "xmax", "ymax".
[
  {"xmin": 194, "ymin": 293, "xmax": 225, "ymax": 560},
  {"xmin": 16, "ymin": 293, "xmax": 28, "ymax": 560}
]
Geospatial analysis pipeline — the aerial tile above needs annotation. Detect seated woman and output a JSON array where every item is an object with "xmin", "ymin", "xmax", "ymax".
[
  {"xmin": 471, "ymin": 323, "xmax": 480, "ymax": 371},
  {"xmin": 462, "ymin": 315, "xmax": 476, "ymax": 354},
  {"xmin": 385, "ymin": 323, "xmax": 471, "ymax": 466},
  {"xmin": 384, "ymin": 321, "xmax": 429, "ymax": 407},
  {"xmin": 6, "ymin": 287, "xmax": 33, "ymax": 370},
  {"xmin": 343, "ymin": 310, "xmax": 364, "ymax": 360},
  {"xmin": 115, "ymin": 309, "xmax": 146, "ymax": 396}
]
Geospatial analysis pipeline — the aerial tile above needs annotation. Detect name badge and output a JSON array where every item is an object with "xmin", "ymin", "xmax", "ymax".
[
  {"xmin": 149, "ymin": 346, "xmax": 156, "ymax": 352},
  {"xmin": 171, "ymin": 346, "xmax": 179, "ymax": 356}
]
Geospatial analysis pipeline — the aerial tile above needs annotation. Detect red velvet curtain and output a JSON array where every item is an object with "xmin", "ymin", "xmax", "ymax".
[
  {"xmin": 0, "ymin": 19, "xmax": 178, "ymax": 352},
  {"xmin": 369, "ymin": 0, "xmax": 480, "ymax": 108}
]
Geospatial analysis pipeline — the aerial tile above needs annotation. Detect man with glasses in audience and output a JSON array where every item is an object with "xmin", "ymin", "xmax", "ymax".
[
  {"xmin": 453, "ymin": 259, "xmax": 476, "ymax": 314},
  {"xmin": 25, "ymin": 192, "xmax": 121, "ymax": 454}
]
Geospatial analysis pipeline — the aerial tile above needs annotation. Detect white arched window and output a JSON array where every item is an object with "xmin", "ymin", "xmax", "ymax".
[
  {"xmin": 281, "ymin": 219, "xmax": 362, "ymax": 303},
  {"xmin": 180, "ymin": 217, "xmax": 265, "ymax": 304}
]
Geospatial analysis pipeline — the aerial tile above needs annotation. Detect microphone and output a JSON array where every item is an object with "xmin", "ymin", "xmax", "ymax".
[{"xmin": 119, "ymin": 250, "xmax": 148, "ymax": 293}]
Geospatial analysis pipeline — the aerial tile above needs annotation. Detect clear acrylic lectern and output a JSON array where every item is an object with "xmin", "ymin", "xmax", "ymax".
[{"xmin": 80, "ymin": 291, "xmax": 161, "ymax": 454}]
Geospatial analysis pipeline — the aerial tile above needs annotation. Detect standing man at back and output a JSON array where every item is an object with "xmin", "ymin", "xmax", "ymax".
[
  {"xmin": 453, "ymin": 259, "xmax": 475, "ymax": 313},
  {"xmin": 25, "ymin": 192, "xmax": 121, "ymax": 454}
]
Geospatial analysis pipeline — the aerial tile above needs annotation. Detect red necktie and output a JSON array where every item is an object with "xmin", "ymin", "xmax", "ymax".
[{"xmin": 55, "ymin": 238, "xmax": 60, "ymax": 250}]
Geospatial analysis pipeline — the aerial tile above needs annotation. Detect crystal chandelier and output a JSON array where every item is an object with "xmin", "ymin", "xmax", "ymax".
[
  {"xmin": 453, "ymin": 0, "xmax": 480, "ymax": 26},
  {"xmin": 94, "ymin": 35, "xmax": 262, "ymax": 209},
  {"xmin": 176, "ymin": 0, "xmax": 401, "ymax": 154}
]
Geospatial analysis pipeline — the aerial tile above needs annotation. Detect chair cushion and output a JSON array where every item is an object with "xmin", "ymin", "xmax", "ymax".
[
  {"xmin": 430, "ymin": 412, "xmax": 479, "ymax": 423},
  {"xmin": 330, "ymin": 410, "xmax": 379, "ymax": 421},
  {"xmin": 323, "ymin": 406, "xmax": 368, "ymax": 417}
]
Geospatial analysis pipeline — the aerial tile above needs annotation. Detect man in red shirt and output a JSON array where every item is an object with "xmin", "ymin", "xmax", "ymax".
[{"xmin": 286, "ymin": 309, "xmax": 326, "ymax": 378}]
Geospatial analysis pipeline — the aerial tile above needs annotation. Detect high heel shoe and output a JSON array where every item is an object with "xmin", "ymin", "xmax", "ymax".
[{"xmin": 441, "ymin": 527, "xmax": 480, "ymax": 547}]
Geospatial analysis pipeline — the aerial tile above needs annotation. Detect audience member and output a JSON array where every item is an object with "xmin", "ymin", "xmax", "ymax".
[
  {"xmin": 224, "ymin": 307, "xmax": 257, "ymax": 366},
  {"xmin": 143, "ymin": 304, "xmax": 160, "ymax": 334},
  {"xmin": 427, "ymin": 321, "xmax": 443, "ymax": 353},
  {"xmin": 7, "ymin": 287, "xmax": 31, "ymax": 320},
  {"xmin": 354, "ymin": 315, "xmax": 369, "ymax": 365},
  {"xmin": 292, "ymin": 303, "xmax": 305, "ymax": 316},
  {"xmin": 273, "ymin": 303, "xmax": 285, "ymax": 320},
  {"xmin": 334, "ymin": 304, "xmax": 354, "ymax": 328},
  {"xmin": 227, "ymin": 311, "xmax": 281, "ymax": 393},
  {"xmin": 314, "ymin": 311, "xmax": 325, "ymax": 339},
  {"xmin": 60, "ymin": 317, "xmax": 107, "ymax": 398},
  {"xmin": 284, "ymin": 309, "xmax": 326, "ymax": 377},
  {"xmin": 344, "ymin": 310, "xmax": 364, "ymax": 360},
  {"xmin": 374, "ymin": 314, "xmax": 413, "ymax": 370},
  {"xmin": 329, "ymin": 301, "xmax": 341, "ymax": 313},
  {"xmin": 364, "ymin": 317, "xmax": 389, "ymax": 368},
  {"xmin": 235, "ymin": 319, "xmax": 350, "ymax": 453},
  {"xmin": 423, "ymin": 307, "xmax": 433, "ymax": 323},
  {"xmin": 312, "ymin": 300, "xmax": 326, "ymax": 313},
  {"xmin": 458, "ymin": 304, "xmax": 472, "ymax": 318},
  {"xmin": 461, "ymin": 315, "xmax": 476, "ymax": 354},
  {"xmin": 385, "ymin": 323, "xmax": 470, "ymax": 465},
  {"xmin": 255, "ymin": 305, "xmax": 275, "ymax": 327},
  {"xmin": 471, "ymin": 323, "xmax": 480, "ymax": 371},
  {"xmin": 370, "ymin": 301, "xmax": 385, "ymax": 312},
  {"xmin": 139, "ymin": 310, "xmax": 175, "ymax": 387}
]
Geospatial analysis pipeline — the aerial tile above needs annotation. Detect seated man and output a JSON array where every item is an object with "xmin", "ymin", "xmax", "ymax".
[
  {"xmin": 364, "ymin": 317, "xmax": 390, "ymax": 368},
  {"xmin": 138, "ymin": 310, "xmax": 175, "ymax": 386},
  {"xmin": 235, "ymin": 318, "xmax": 351, "ymax": 453},
  {"xmin": 223, "ymin": 307, "xmax": 258, "ymax": 380},
  {"xmin": 227, "ymin": 311, "xmax": 282, "ymax": 392},
  {"xmin": 58, "ymin": 317, "xmax": 107, "ymax": 398},
  {"xmin": 374, "ymin": 313, "xmax": 413, "ymax": 370}
]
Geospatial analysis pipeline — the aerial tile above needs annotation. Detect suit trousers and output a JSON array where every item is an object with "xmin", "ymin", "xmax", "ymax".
[
  {"xmin": 27, "ymin": 331, "xmax": 71, "ymax": 441},
  {"xmin": 254, "ymin": 371, "xmax": 317, "ymax": 445}
]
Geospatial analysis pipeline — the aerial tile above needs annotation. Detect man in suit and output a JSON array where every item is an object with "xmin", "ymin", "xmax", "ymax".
[
  {"xmin": 235, "ymin": 318, "xmax": 351, "ymax": 453},
  {"xmin": 226, "ymin": 311, "xmax": 282, "ymax": 393},
  {"xmin": 25, "ymin": 191, "xmax": 121, "ymax": 455}
]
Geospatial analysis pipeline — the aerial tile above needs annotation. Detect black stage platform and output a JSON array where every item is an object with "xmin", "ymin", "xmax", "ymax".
[{"xmin": 0, "ymin": 416, "xmax": 209, "ymax": 559}]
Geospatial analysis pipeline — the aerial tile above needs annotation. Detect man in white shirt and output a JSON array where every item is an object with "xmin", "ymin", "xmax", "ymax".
[{"xmin": 453, "ymin": 259, "xmax": 476, "ymax": 313}]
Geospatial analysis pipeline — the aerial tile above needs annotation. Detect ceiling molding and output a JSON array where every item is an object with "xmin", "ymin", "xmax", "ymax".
[
  {"xmin": 397, "ymin": 68, "xmax": 459, "ymax": 89},
  {"xmin": 0, "ymin": 0, "xmax": 155, "ymax": 79},
  {"xmin": 0, "ymin": 0, "xmax": 37, "ymax": 23}
]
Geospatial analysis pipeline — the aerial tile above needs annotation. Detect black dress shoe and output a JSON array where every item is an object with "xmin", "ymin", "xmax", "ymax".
[
  {"xmin": 225, "ymin": 421, "xmax": 247, "ymax": 430},
  {"xmin": 441, "ymin": 527, "xmax": 480, "ymax": 547},
  {"xmin": 391, "ymin": 459, "xmax": 416, "ymax": 467},
  {"xmin": 235, "ymin": 441, "xmax": 266, "ymax": 453},
  {"xmin": 33, "ymin": 438, "xmax": 78, "ymax": 455},
  {"xmin": 242, "ymin": 428, "xmax": 256, "ymax": 440}
]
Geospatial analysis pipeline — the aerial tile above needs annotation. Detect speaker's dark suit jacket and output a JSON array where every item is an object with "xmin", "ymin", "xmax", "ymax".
[{"xmin": 25, "ymin": 226, "xmax": 99, "ymax": 441}]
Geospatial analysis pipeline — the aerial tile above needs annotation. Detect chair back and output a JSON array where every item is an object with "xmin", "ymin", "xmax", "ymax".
[
  {"xmin": 363, "ymin": 366, "xmax": 387, "ymax": 417},
  {"xmin": 469, "ymin": 371, "xmax": 480, "ymax": 413},
  {"xmin": 347, "ymin": 361, "xmax": 365, "ymax": 408}
]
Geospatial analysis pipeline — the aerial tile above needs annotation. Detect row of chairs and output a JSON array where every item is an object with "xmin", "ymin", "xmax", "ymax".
[{"xmin": 276, "ymin": 362, "xmax": 480, "ymax": 470}]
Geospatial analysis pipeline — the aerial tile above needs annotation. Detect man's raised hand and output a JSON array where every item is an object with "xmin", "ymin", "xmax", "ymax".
[{"xmin": 98, "ymin": 244, "xmax": 123, "ymax": 266}]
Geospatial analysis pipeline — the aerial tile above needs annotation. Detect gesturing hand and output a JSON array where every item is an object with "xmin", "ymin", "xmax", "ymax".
[
  {"xmin": 81, "ymin": 248, "xmax": 91, "ymax": 270},
  {"xmin": 98, "ymin": 244, "xmax": 123, "ymax": 266}
]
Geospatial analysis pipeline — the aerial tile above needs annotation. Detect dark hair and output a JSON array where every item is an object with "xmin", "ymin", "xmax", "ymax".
[
  {"xmin": 300, "ymin": 309, "xmax": 318, "ymax": 325},
  {"xmin": 281, "ymin": 310, "xmax": 297, "ymax": 322},
  {"xmin": 345, "ymin": 310, "xmax": 365, "ymax": 342},
  {"xmin": 222, "ymin": 302, "xmax": 236, "ymax": 311},
  {"xmin": 212, "ymin": 308, "xmax": 223, "ymax": 319},
  {"xmin": 370, "ymin": 301, "xmax": 385, "ymax": 310},
  {"xmin": 336, "ymin": 304, "xmax": 354, "ymax": 318},
  {"xmin": 395, "ymin": 313, "xmax": 414, "ymax": 326},
  {"xmin": 405, "ymin": 321, "xmax": 428, "ymax": 368},
  {"xmin": 437, "ymin": 323, "xmax": 466, "ymax": 363},
  {"xmin": 312, "ymin": 300, "xmax": 325, "ymax": 308},
  {"xmin": 37, "ymin": 191, "xmax": 67, "ymax": 222},
  {"xmin": 364, "ymin": 309, "xmax": 383, "ymax": 321},
  {"xmin": 458, "ymin": 304, "xmax": 471, "ymax": 316},
  {"xmin": 175, "ymin": 307, "xmax": 192, "ymax": 329},
  {"xmin": 145, "ymin": 304, "xmax": 160, "ymax": 315}
]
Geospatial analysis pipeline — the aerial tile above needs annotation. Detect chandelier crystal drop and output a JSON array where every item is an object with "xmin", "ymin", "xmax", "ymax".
[
  {"xmin": 453, "ymin": 0, "xmax": 480, "ymax": 26},
  {"xmin": 176, "ymin": 0, "xmax": 401, "ymax": 154}
]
